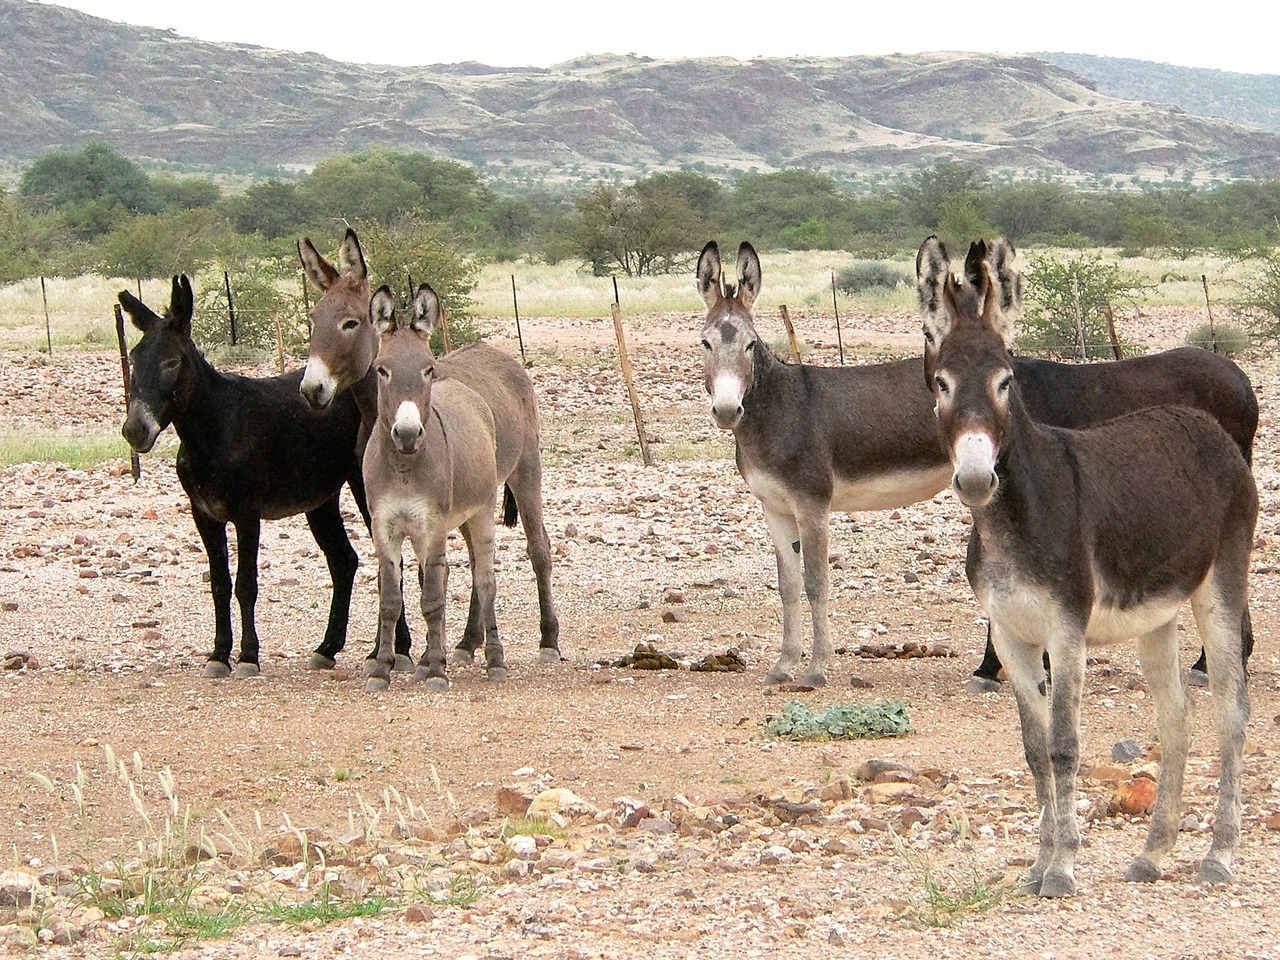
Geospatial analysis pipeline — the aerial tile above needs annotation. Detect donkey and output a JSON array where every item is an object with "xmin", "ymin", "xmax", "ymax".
[
  {"xmin": 363, "ymin": 285, "xmax": 504, "ymax": 692},
  {"xmin": 297, "ymin": 230, "xmax": 560, "ymax": 667},
  {"xmin": 120, "ymin": 276, "xmax": 367, "ymax": 678},
  {"xmin": 925, "ymin": 245, "xmax": 1254, "ymax": 896},
  {"xmin": 698, "ymin": 239, "xmax": 1256, "ymax": 688}
]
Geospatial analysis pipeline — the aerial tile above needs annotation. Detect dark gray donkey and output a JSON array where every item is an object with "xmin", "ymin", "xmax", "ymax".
[
  {"xmin": 698, "ymin": 239, "xmax": 1256, "ymax": 688},
  {"xmin": 362, "ymin": 285, "xmax": 504, "ymax": 693},
  {"xmin": 925, "ymin": 244, "xmax": 1254, "ymax": 896}
]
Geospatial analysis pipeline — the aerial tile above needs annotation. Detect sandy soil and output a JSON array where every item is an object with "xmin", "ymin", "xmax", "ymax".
[{"xmin": 0, "ymin": 305, "xmax": 1277, "ymax": 959}]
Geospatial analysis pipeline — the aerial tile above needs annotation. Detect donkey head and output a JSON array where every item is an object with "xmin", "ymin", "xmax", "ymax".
[
  {"xmin": 917, "ymin": 235, "xmax": 1019, "ymax": 386},
  {"xmin": 118, "ymin": 276, "xmax": 197, "ymax": 453},
  {"xmin": 371, "ymin": 284, "xmax": 439, "ymax": 456},
  {"xmin": 299, "ymin": 229, "xmax": 372, "ymax": 409},
  {"xmin": 698, "ymin": 240, "xmax": 763, "ymax": 430},
  {"xmin": 928, "ymin": 248, "xmax": 1018, "ymax": 509}
]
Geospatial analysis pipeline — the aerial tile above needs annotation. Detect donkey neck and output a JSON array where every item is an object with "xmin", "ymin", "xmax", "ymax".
[
  {"xmin": 738, "ymin": 344, "xmax": 793, "ymax": 422},
  {"xmin": 166, "ymin": 348, "xmax": 233, "ymax": 450},
  {"xmin": 351, "ymin": 367, "xmax": 380, "ymax": 430}
]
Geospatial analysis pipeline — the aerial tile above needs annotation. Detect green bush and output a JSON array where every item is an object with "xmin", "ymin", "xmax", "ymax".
[
  {"xmin": 1018, "ymin": 252, "xmax": 1147, "ymax": 358},
  {"xmin": 1185, "ymin": 323, "xmax": 1252, "ymax": 356},
  {"xmin": 1232, "ymin": 250, "xmax": 1280, "ymax": 345},
  {"xmin": 835, "ymin": 261, "xmax": 907, "ymax": 295}
]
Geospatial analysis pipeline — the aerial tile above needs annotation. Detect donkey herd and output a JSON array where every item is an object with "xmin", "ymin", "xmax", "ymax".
[{"xmin": 117, "ymin": 230, "xmax": 1260, "ymax": 896}]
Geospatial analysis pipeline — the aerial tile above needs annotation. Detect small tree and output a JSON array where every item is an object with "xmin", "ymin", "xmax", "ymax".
[
  {"xmin": 1018, "ymin": 252, "xmax": 1147, "ymax": 358},
  {"xmin": 1232, "ymin": 250, "xmax": 1280, "ymax": 344},
  {"xmin": 195, "ymin": 255, "xmax": 307, "ymax": 354}
]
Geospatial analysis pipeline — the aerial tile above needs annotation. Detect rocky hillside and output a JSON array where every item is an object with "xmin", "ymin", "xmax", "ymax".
[{"xmin": 4, "ymin": 0, "xmax": 1280, "ymax": 183}]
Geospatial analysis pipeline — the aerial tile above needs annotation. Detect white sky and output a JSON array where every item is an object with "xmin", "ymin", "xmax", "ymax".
[{"xmin": 42, "ymin": 0, "xmax": 1278, "ymax": 74}]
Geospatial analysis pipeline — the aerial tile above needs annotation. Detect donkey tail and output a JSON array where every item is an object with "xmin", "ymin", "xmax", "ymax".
[{"xmin": 501, "ymin": 484, "xmax": 519, "ymax": 528}]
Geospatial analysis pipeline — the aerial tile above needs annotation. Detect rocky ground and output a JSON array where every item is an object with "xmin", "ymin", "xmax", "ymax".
[{"xmin": 0, "ymin": 305, "xmax": 1277, "ymax": 959}]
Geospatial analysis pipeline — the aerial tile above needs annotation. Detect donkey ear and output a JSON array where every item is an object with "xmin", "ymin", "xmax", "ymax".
[
  {"xmin": 963, "ymin": 240, "xmax": 988, "ymax": 287},
  {"xmin": 735, "ymin": 242, "xmax": 761, "ymax": 310},
  {"xmin": 411, "ymin": 283, "xmax": 441, "ymax": 339},
  {"xmin": 117, "ymin": 290, "xmax": 159, "ymax": 333},
  {"xmin": 339, "ymin": 229, "xmax": 368, "ymax": 283},
  {"xmin": 170, "ymin": 275, "xmax": 194, "ymax": 336},
  {"xmin": 695, "ymin": 241, "xmax": 722, "ymax": 309},
  {"xmin": 987, "ymin": 237, "xmax": 1022, "ymax": 317},
  {"xmin": 979, "ymin": 262, "xmax": 1016, "ymax": 349},
  {"xmin": 916, "ymin": 235, "xmax": 952, "ymax": 348},
  {"xmin": 370, "ymin": 285, "xmax": 398, "ymax": 336},
  {"xmin": 298, "ymin": 236, "xmax": 340, "ymax": 291}
]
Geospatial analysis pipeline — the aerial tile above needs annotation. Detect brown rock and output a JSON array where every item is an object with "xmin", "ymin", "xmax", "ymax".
[
  {"xmin": 1113, "ymin": 777, "xmax": 1159, "ymax": 817},
  {"xmin": 404, "ymin": 904, "xmax": 434, "ymax": 923},
  {"xmin": 497, "ymin": 786, "xmax": 535, "ymax": 817}
]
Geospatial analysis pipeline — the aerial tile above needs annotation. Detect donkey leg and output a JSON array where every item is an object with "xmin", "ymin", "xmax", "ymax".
[
  {"xmin": 467, "ymin": 513, "xmax": 507, "ymax": 683},
  {"xmin": 350, "ymin": 472, "xmax": 414, "ymax": 667},
  {"xmin": 413, "ymin": 539, "xmax": 452, "ymax": 692},
  {"xmin": 993, "ymin": 626, "xmax": 1059, "ymax": 896},
  {"xmin": 304, "ymin": 497, "xmax": 359, "ymax": 671},
  {"xmin": 797, "ymin": 510, "xmax": 833, "ymax": 687},
  {"xmin": 365, "ymin": 539, "xmax": 406, "ymax": 693},
  {"xmin": 1193, "ymin": 579, "xmax": 1250, "ymax": 885},
  {"xmin": 1039, "ymin": 637, "xmax": 1087, "ymax": 897},
  {"xmin": 510, "ymin": 469, "xmax": 562, "ymax": 662},
  {"xmin": 1189, "ymin": 605, "xmax": 1255, "ymax": 687},
  {"xmin": 449, "ymin": 532, "xmax": 483, "ymax": 665},
  {"xmin": 760, "ymin": 506, "xmax": 805, "ymax": 685},
  {"xmin": 230, "ymin": 518, "xmax": 264, "ymax": 679},
  {"xmin": 1126, "ymin": 619, "xmax": 1188, "ymax": 883},
  {"xmin": 192, "ymin": 509, "xmax": 235, "ymax": 678},
  {"xmin": 965, "ymin": 623, "xmax": 1005, "ymax": 693}
]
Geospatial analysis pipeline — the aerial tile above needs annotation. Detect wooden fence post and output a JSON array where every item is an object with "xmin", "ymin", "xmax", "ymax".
[
  {"xmin": 224, "ymin": 271, "xmax": 238, "ymax": 346},
  {"xmin": 779, "ymin": 304, "xmax": 801, "ymax": 363},
  {"xmin": 511, "ymin": 274, "xmax": 527, "ymax": 364},
  {"xmin": 40, "ymin": 277, "xmax": 53, "ymax": 355},
  {"xmin": 610, "ymin": 288, "xmax": 652, "ymax": 467},
  {"xmin": 1102, "ymin": 303, "xmax": 1124, "ymax": 360},
  {"xmin": 1202, "ymin": 274, "xmax": 1219, "ymax": 353},
  {"xmin": 1072, "ymin": 275, "xmax": 1086, "ymax": 358},
  {"xmin": 830, "ymin": 270, "xmax": 845, "ymax": 365},
  {"xmin": 113, "ymin": 303, "xmax": 141, "ymax": 482}
]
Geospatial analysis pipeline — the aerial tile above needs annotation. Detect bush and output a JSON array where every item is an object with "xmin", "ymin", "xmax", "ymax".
[
  {"xmin": 835, "ymin": 261, "xmax": 906, "ymax": 295},
  {"xmin": 1232, "ymin": 250, "xmax": 1280, "ymax": 345},
  {"xmin": 1018, "ymin": 252, "xmax": 1147, "ymax": 358},
  {"xmin": 194, "ymin": 259, "xmax": 307, "ymax": 354},
  {"xmin": 1185, "ymin": 323, "xmax": 1252, "ymax": 357}
]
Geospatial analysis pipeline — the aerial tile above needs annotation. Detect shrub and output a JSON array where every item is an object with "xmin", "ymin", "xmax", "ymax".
[
  {"xmin": 835, "ymin": 261, "xmax": 907, "ymax": 295},
  {"xmin": 1018, "ymin": 252, "xmax": 1147, "ymax": 358},
  {"xmin": 1232, "ymin": 250, "xmax": 1280, "ymax": 345},
  {"xmin": 1185, "ymin": 323, "xmax": 1252, "ymax": 357}
]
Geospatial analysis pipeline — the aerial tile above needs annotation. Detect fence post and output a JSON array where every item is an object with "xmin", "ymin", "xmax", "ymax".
[
  {"xmin": 1072, "ymin": 275, "xmax": 1086, "ymax": 359},
  {"xmin": 610, "ymin": 283, "xmax": 652, "ymax": 467},
  {"xmin": 301, "ymin": 270, "xmax": 312, "ymax": 332},
  {"xmin": 40, "ymin": 277, "xmax": 52, "ymax": 356},
  {"xmin": 224, "ymin": 271, "xmax": 238, "ymax": 346},
  {"xmin": 830, "ymin": 270, "xmax": 845, "ymax": 365},
  {"xmin": 1102, "ymin": 303, "xmax": 1124, "ymax": 360},
  {"xmin": 113, "ymin": 303, "xmax": 141, "ymax": 482},
  {"xmin": 779, "ymin": 304, "xmax": 801, "ymax": 363},
  {"xmin": 1202, "ymin": 274, "xmax": 1219, "ymax": 354},
  {"xmin": 511, "ymin": 274, "xmax": 527, "ymax": 364}
]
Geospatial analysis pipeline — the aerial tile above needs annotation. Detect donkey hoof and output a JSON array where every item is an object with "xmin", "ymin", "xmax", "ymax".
[
  {"xmin": 537, "ymin": 647, "xmax": 563, "ymax": 664},
  {"xmin": 1197, "ymin": 860, "xmax": 1233, "ymax": 886},
  {"xmin": 763, "ymin": 666, "xmax": 794, "ymax": 686},
  {"xmin": 1188, "ymin": 668, "xmax": 1210, "ymax": 688},
  {"xmin": 449, "ymin": 648, "xmax": 476, "ymax": 666},
  {"xmin": 307, "ymin": 653, "xmax": 337, "ymax": 671},
  {"xmin": 799, "ymin": 670, "xmax": 828, "ymax": 688},
  {"xmin": 1037, "ymin": 873, "xmax": 1076, "ymax": 899},
  {"xmin": 362, "ymin": 657, "xmax": 382, "ymax": 677},
  {"xmin": 1015, "ymin": 874, "xmax": 1042, "ymax": 897},
  {"xmin": 486, "ymin": 667, "xmax": 509, "ymax": 683},
  {"xmin": 365, "ymin": 676, "xmax": 391, "ymax": 693},
  {"xmin": 963, "ymin": 676, "xmax": 1002, "ymax": 694},
  {"xmin": 393, "ymin": 654, "xmax": 415, "ymax": 672},
  {"xmin": 203, "ymin": 661, "xmax": 232, "ymax": 679},
  {"xmin": 413, "ymin": 671, "xmax": 449, "ymax": 693},
  {"xmin": 1125, "ymin": 858, "xmax": 1163, "ymax": 884},
  {"xmin": 233, "ymin": 662, "xmax": 262, "ymax": 680}
]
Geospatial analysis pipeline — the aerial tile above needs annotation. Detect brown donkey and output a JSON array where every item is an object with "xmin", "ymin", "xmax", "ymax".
[
  {"xmin": 363, "ymin": 285, "xmax": 504, "ymax": 692},
  {"xmin": 699, "ymin": 239, "xmax": 1256, "ymax": 688},
  {"xmin": 926, "ymin": 244, "xmax": 1254, "ymax": 896},
  {"xmin": 298, "ymin": 230, "xmax": 560, "ymax": 666}
]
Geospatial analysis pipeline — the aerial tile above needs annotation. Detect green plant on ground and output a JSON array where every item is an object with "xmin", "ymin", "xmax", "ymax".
[
  {"xmin": 1185, "ymin": 322, "xmax": 1252, "ymax": 356},
  {"xmin": 890, "ymin": 820, "xmax": 1004, "ymax": 928},
  {"xmin": 766, "ymin": 699, "xmax": 913, "ymax": 741},
  {"xmin": 835, "ymin": 261, "xmax": 907, "ymax": 295},
  {"xmin": 1232, "ymin": 249, "xmax": 1280, "ymax": 344},
  {"xmin": 501, "ymin": 818, "xmax": 568, "ymax": 840},
  {"xmin": 0, "ymin": 431, "xmax": 144, "ymax": 469}
]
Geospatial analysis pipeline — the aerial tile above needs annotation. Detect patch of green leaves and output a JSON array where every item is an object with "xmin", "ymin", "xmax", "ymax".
[{"xmin": 766, "ymin": 699, "xmax": 913, "ymax": 741}]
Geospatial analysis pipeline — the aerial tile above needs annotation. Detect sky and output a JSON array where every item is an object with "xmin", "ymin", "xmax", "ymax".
[{"xmin": 43, "ymin": 0, "xmax": 1278, "ymax": 75}]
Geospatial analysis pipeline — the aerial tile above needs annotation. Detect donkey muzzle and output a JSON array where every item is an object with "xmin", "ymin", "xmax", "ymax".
[
  {"xmin": 299, "ymin": 358, "xmax": 335, "ymax": 410},
  {"xmin": 951, "ymin": 433, "xmax": 999, "ymax": 508},
  {"xmin": 121, "ymin": 406, "xmax": 160, "ymax": 454}
]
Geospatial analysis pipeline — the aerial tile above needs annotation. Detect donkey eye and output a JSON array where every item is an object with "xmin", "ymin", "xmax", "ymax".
[
  {"xmin": 342, "ymin": 318, "xmax": 361, "ymax": 332},
  {"xmin": 701, "ymin": 339, "xmax": 712, "ymax": 351},
  {"xmin": 376, "ymin": 366, "xmax": 390, "ymax": 380},
  {"xmin": 161, "ymin": 357, "xmax": 182, "ymax": 375},
  {"xmin": 923, "ymin": 329, "xmax": 935, "ymax": 345},
  {"xmin": 745, "ymin": 340, "xmax": 757, "ymax": 353},
  {"xmin": 934, "ymin": 376, "xmax": 950, "ymax": 396},
  {"xmin": 997, "ymin": 374, "xmax": 1013, "ymax": 394}
]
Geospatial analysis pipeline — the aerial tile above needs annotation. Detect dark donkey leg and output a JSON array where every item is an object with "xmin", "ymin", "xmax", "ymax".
[
  {"xmin": 303, "ymin": 495, "xmax": 360, "ymax": 670},
  {"xmin": 230, "ymin": 516, "xmax": 264, "ymax": 679},
  {"xmin": 344, "ymin": 469, "xmax": 414, "ymax": 670},
  {"xmin": 192, "ymin": 508, "xmax": 236, "ymax": 679}
]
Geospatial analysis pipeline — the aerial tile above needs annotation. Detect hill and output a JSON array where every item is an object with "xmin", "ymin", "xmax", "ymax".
[{"xmin": 4, "ymin": 0, "xmax": 1280, "ymax": 185}]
